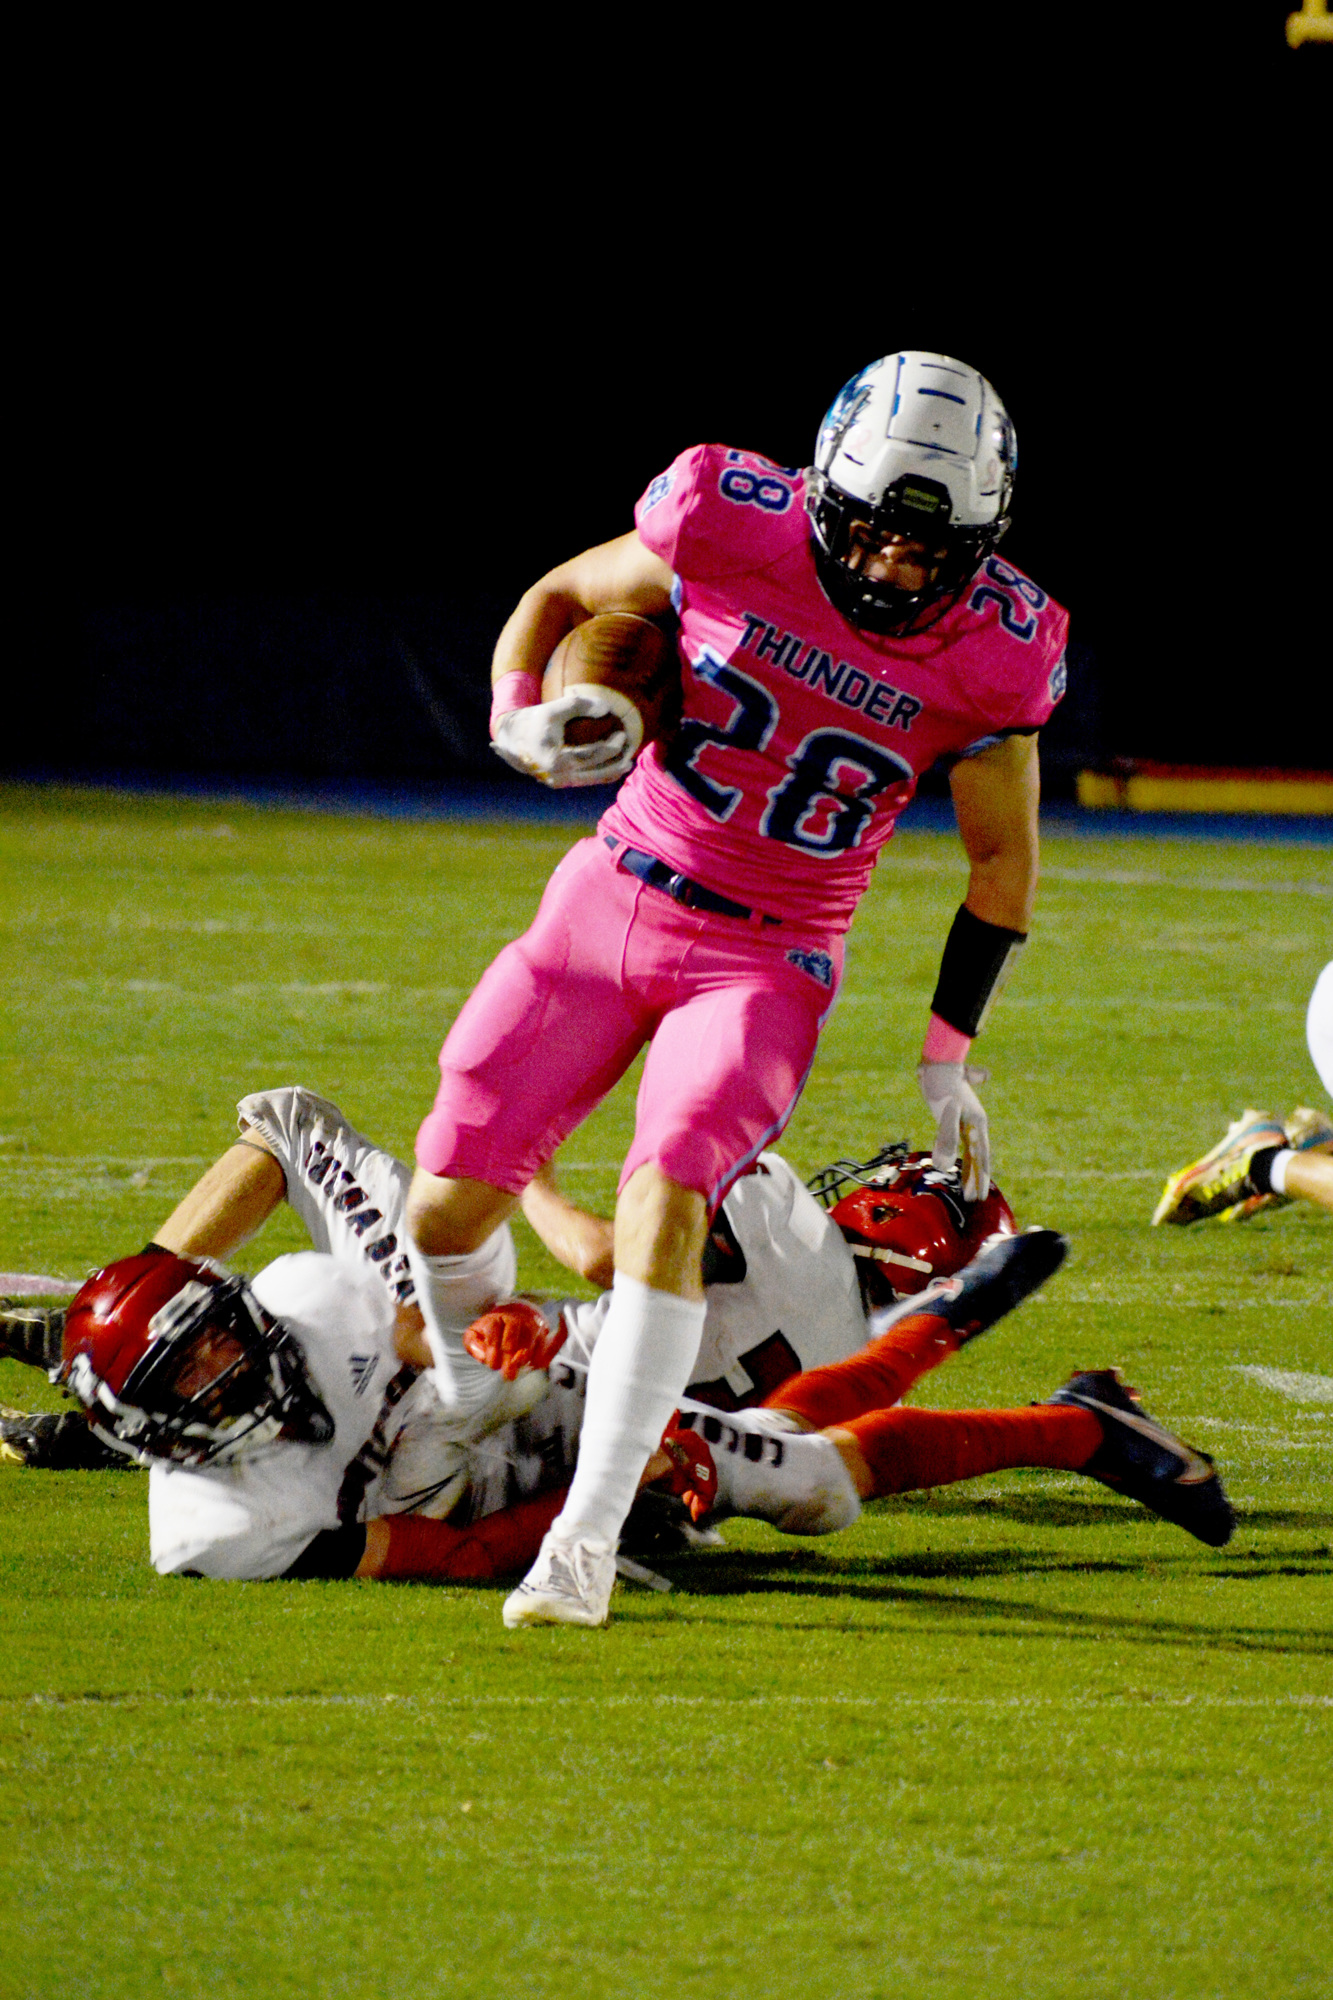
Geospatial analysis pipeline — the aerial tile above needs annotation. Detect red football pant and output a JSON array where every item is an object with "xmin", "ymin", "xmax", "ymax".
[
  {"xmin": 842, "ymin": 1404, "xmax": 1102, "ymax": 1496},
  {"xmin": 762, "ymin": 1310, "xmax": 961, "ymax": 1430},
  {"xmin": 374, "ymin": 1487, "xmax": 568, "ymax": 1583}
]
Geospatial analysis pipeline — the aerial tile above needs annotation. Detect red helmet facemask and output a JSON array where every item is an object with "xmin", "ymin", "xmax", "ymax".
[
  {"xmin": 808, "ymin": 1143, "xmax": 1016, "ymax": 1307},
  {"xmin": 59, "ymin": 1249, "xmax": 333, "ymax": 1465}
]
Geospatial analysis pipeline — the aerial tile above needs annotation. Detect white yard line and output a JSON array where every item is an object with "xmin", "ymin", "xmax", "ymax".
[
  {"xmin": 2, "ymin": 1157, "xmax": 211, "ymax": 1167},
  {"xmin": 13, "ymin": 1690, "xmax": 1332, "ymax": 1711},
  {"xmin": 888, "ymin": 854, "xmax": 1333, "ymax": 897},
  {"xmin": 835, "ymin": 991, "xmax": 1304, "ymax": 1013},
  {"xmin": 1234, "ymin": 1366, "xmax": 1333, "ymax": 1404}
]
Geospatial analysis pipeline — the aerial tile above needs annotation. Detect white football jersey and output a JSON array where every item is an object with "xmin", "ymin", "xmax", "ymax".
[
  {"xmin": 236, "ymin": 1087, "xmax": 420, "ymax": 1308},
  {"xmin": 555, "ymin": 1153, "xmax": 866, "ymax": 1408},
  {"xmin": 146, "ymin": 1093, "xmax": 870, "ymax": 1581}
]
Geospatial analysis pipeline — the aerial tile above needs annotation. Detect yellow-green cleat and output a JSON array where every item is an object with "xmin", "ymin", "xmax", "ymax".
[
  {"xmin": 1218, "ymin": 1105, "xmax": 1333, "ymax": 1221},
  {"xmin": 1152, "ymin": 1110, "xmax": 1289, "ymax": 1226}
]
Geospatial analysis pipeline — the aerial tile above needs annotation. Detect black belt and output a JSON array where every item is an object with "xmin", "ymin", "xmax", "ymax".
[{"xmin": 605, "ymin": 837, "xmax": 781, "ymax": 925}]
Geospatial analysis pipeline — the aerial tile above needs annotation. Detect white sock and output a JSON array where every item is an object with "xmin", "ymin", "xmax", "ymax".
[
  {"xmin": 1268, "ymin": 1148, "xmax": 1295, "ymax": 1196},
  {"xmin": 552, "ymin": 1274, "xmax": 705, "ymax": 1548},
  {"xmin": 406, "ymin": 1226, "xmax": 517, "ymax": 1422}
]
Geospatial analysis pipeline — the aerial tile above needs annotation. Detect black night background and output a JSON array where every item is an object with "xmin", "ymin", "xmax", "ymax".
[{"xmin": 16, "ymin": 8, "xmax": 1328, "ymax": 793}]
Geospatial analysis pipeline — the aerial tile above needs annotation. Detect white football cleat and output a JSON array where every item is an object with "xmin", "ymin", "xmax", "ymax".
[{"xmin": 502, "ymin": 1531, "xmax": 617, "ymax": 1629}]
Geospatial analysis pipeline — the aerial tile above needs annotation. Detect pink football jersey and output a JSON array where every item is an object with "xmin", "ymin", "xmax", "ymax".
[{"xmin": 599, "ymin": 444, "xmax": 1068, "ymax": 931}]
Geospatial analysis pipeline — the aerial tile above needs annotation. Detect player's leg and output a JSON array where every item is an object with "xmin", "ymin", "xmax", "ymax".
[
  {"xmin": 408, "ymin": 840, "xmax": 658, "ymax": 1426},
  {"xmin": 1153, "ymin": 1106, "xmax": 1333, "ymax": 1225},
  {"xmin": 358, "ymin": 1487, "xmax": 570, "ymax": 1581},
  {"xmin": 504, "ymin": 1162, "xmax": 711, "ymax": 1622},
  {"xmin": 506, "ymin": 932, "xmax": 839, "ymax": 1627},
  {"xmin": 831, "ymin": 1367, "xmax": 1233, "ymax": 1545},
  {"xmin": 1281, "ymin": 963, "xmax": 1333, "ymax": 1212},
  {"xmin": 1154, "ymin": 966, "xmax": 1333, "ymax": 1227},
  {"xmin": 1281, "ymin": 1149, "xmax": 1333, "ymax": 1213},
  {"xmin": 830, "ymin": 1403, "xmax": 1100, "ymax": 1498},
  {"xmin": 758, "ymin": 1228, "xmax": 1068, "ymax": 1432}
]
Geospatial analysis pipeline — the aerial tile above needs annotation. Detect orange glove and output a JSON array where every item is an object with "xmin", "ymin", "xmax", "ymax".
[
  {"xmin": 462, "ymin": 1299, "xmax": 567, "ymax": 1380},
  {"xmin": 656, "ymin": 1410, "xmax": 718, "ymax": 1523}
]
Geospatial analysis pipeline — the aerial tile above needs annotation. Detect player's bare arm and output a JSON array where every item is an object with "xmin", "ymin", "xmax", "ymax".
[
  {"xmin": 914, "ymin": 733, "xmax": 1042, "ymax": 1199},
  {"xmin": 490, "ymin": 532, "xmax": 676, "ymax": 688},
  {"xmin": 949, "ymin": 731, "xmax": 1041, "ymax": 934},
  {"xmin": 152, "ymin": 1132, "xmax": 287, "ymax": 1259},
  {"xmin": 519, "ymin": 1163, "xmax": 615, "ymax": 1289},
  {"xmin": 154, "ymin": 1120, "xmax": 432, "ymax": 1365}
]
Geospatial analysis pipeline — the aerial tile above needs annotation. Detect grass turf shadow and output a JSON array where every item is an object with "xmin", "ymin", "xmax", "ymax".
[
  {"xmin": 875, "ymin": 1493, "xmax": 1333, "ymax": 1533},
  {"xmin": 647, "ymin": 1548, "xmax": 1333, "ymax": 1655}
]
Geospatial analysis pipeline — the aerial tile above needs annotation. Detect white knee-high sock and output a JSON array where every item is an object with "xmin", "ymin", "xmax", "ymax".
[
  {"xmin": 406, "ymin": 1226, "xmax": 517, "ymax": 1422},
  {"xmin": 552, "ymin": 1273, "xmax": 706, "ymax": 1548}
]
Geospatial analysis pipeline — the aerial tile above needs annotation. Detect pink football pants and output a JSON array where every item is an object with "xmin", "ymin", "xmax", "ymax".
[{"xmin": 415, "ymin": 836, "xmax": 843, "ymax": 1209}]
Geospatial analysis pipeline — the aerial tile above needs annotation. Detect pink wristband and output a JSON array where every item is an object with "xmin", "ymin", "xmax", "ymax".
[
  {"xmin": 489, "ymin": 670, "xmax": 542, "ymax": 737},
  {"xmin": 922, "ymin": 1012, "xmax": 973, "ymax": 1064}
]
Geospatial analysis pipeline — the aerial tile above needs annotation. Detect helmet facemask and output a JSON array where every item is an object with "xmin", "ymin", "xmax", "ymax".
[
  {"xmin": 806, "ymin": 471, "xmax": 1009, "ymax": 637},
  {"xmin": 65, "ymin": 1268, "xmax": 334, "ymax": 1467},
  {"xmin": 808, "ymin": 350, "xmax": 1016, "ymax": 636}
]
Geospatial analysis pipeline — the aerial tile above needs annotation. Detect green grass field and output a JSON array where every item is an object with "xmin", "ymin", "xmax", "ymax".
[{"xmin": 2, "ymin": 782, "xmax": 1330, "ymax": 2000}]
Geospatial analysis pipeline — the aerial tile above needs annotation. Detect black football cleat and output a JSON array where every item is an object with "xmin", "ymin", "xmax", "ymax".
[
  {"xmin": 1047, "ymin": 1369, "xmax": 1234, "ymax": 1547},
  {"xmin": 0, "ymin": 1406, "xmax": 127, "ymax": 1471},
  {"xmin": 873, "ymin": 1228, "xmax": 1069, "ymax": 1346},
  {"xmin": 0, "ymin": 1301, "xmax": 66, "ymax": 1373}
]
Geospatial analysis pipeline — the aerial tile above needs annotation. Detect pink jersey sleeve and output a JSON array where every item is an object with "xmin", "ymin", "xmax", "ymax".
[{"xmin": 635, "ymin": 445, "xmax": 810, "ymax": 583}]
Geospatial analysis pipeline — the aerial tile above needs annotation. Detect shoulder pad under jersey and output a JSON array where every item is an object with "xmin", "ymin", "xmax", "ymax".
[{"xmin": 635, "ymin": 444, "xmax": 810, "ymax": 584}]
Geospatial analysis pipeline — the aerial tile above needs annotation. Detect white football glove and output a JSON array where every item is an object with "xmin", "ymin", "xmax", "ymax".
[
  {"xmin": 917, "ymin": 1060, "xmax": 991, "ymax": 1202},
  {"xmin": 490, "ymin": 690, "xmax": 642, "ymax": 789}
]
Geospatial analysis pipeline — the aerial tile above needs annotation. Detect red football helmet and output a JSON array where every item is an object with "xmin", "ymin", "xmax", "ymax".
[
  {"xmin": 60, "ymin": 1249, "xmax": 334, "ymax": 1465},
  {"xmin": 808, "ymin": 1142, "xmax": 1016, "ymax": 1307}
]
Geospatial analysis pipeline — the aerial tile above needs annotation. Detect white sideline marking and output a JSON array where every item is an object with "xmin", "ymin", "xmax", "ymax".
[
  {"xmin": 13, "ymin": 1691, "xmax": 1332, "ymax": 1712},
  {"xmin": 1234, "ymin": 1366, "xmax": 1333, "ymax": 1404},
  {"xmin": 0, "ymin": 1273, "xmax": 81, "ymax": 1297},
  {"xmin": 889, "ymin": 855, "xmax": 1333, "ymax": 898},
  {"xmin": 2, "ymin": 1157, "xmax": 210, "ymax": 1167},
  {"xmin": 839, "ymin": 992, "xmax": 1301, "ymax": 1015}
]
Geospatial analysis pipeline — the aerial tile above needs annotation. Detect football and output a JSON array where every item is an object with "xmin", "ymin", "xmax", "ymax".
[{"xmin": 541, "ymin": 613, "xmax": 678, "ymax": 751}]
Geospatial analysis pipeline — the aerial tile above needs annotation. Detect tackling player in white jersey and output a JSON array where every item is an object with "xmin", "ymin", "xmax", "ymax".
[{"xmin": 3, "ymin": 1090, "xmax": 1234, "ymax": 1572}]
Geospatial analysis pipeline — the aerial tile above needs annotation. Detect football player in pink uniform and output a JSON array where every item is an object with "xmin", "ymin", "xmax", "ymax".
[{"xmin": 405, "ymin": 351, "xmax": 1070, "ymax": 1627}]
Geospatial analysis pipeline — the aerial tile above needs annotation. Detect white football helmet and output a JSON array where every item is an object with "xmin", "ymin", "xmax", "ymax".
[{"xmin": 807, "ymin": 351, "xmax": 1016, "ymax": 634}]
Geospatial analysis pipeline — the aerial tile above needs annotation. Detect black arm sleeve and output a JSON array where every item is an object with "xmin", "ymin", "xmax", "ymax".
[
  {"xmin": 281, "ymin": 1522, "xmax": 368, "ymax": 1580},
  {"xmin": 930, "ymin": 904, "xmax": 1028, "ymax": 1037}
]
